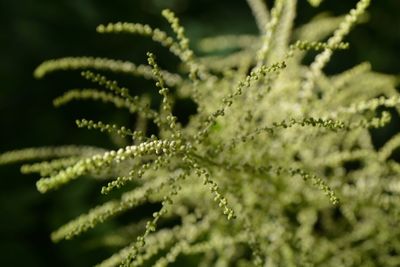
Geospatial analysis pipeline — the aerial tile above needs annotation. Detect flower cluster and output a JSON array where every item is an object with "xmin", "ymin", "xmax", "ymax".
[{"xmin": 2, "ymin": 1, "xmax": 400, "ymax": 266}]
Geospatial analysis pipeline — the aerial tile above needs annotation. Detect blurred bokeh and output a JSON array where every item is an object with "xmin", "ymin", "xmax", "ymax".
[{"xmin": 0, "ymin": 0, "xmax": 399, "ymax": 266}]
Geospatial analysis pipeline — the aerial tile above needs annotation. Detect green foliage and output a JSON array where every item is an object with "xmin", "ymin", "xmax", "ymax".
[{"xmin": 2, "ymin": 0, "xmax": 400, "ymax": 266}]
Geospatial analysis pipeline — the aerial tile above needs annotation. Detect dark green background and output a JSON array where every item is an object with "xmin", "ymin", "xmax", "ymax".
[{"xmin": 0, "ymin": 0, "xmax": 399, "ymax": 266}]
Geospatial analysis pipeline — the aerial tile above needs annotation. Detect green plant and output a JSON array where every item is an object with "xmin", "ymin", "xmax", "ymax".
[{"xmin": 2, "ymin": 0, "xmax": 400, "ymax": 266}]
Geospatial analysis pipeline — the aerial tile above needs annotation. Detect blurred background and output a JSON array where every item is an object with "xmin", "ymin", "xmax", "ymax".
[{"xmin": 0, "ymin": 0, "xmax": 399, "ymax": 266}]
